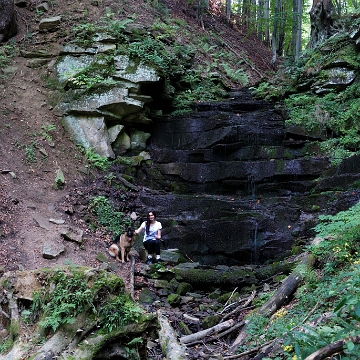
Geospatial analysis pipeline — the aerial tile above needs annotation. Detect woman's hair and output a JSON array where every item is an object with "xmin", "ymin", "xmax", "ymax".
[{"xmin": 146, "ymin": 210, "xmax": 156, "ymax": 234}]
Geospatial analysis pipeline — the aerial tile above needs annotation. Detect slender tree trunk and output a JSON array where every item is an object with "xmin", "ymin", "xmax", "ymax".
[
  {"xmin": 291, "ymin": 0, "xmax": 302, "ymax": 59},
  {"xmin": 264, "ymin": 0, "xmax": 270, "ymax": 46},
  {"xmin": 271, "ymin": 0, "xmax": 280, "ymax": 66},
  {"xmin": 226, "ymin": 0, "xmax": 232, "ymax": 23},
  {"xmin": 277, "ymin": 0, "xmax": 286, "ymax": 56},
  {"xmin": 242, "ymin": 0, "xmax": 251, "ymax": 28},
  {"xmin": 257, "ymin": 0, "xmax": 264, "ymax": 41},
  {"xmin": 295, "ymin": 0, "xmax": 302, "ymax": 59}
]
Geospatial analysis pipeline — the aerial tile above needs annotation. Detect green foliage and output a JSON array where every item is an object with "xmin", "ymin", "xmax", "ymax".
[
  {"xmin": 0, "ymin": 41, "xmax": 17, "ymax": 75},
  {"xmin": 26, "ymin": 269, "xmax": 144, "ymax": 336},
  {"xmin": 250, "ymin": 81, "xmax": 284, "ymax": 100},
  {"xmin": 283, "ymin": 82, "xmax": 360, "ymax": 165},
  {"xmin": 118, "ymin": 35, "xmax": 187, "ymax": 78},
  {"xmin": 309, "ymin": 203, "xmax": 360, "ymax": 273},
  {"xmin": 99, "ymin": 14, "xmax": 133, "ymax": 41},
  {"xmin": 85, "ymin": 148, "xmax": 111, "ymax": 171},
  {"xmin": 24, "ymin": 141, "xmax": 37, "ymax": 165},
  {"xmin": 221, "ymin": 63, "xmax": 248, "ymax": 86},
  {"xmin": 98, "ymin": 294, "xmax": 144, "ymax": 332},
  {"xmin": 237, "ymin": 202, "xmax": 360, "ymax": 358},
  {"xmin": 67, "ymin": 54, "xmax": 116, "ymax": 92},
  {"xmin": 31, "ymin": 270, "xmax": 94, "ymax": 332},
  {"xmin": 88, "ymin": 195, "xmax": 132, "ymax": 235},
  {"xmin": 71, "ymin": 23, "xmax": 97, "ymax": 48},
  {"xmin": 171, "ymin": 72, "xmax": 227, "ymax": 115},
  {"xmin": 40, "ymin": 124, "xmax": 56, "ymax": 142}
]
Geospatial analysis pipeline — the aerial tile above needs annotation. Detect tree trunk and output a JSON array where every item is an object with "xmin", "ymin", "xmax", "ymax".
[
  {"xmin": 304, "ymin": 335, "xmax": 360, "ymax": 360},
  {"xmin": 158, "ymin": 310, "xmax": 188, "ymax": 360},
  {"xmin": 295, "ymin": 0, "xmax": 303, "ymax": 59},
  {"xmin": 180, "ymin": 319, "xmax": 234, "ymax": 344},
  {"xmin": 264, "ymin": 0, "xmax": 270, "ymax": 46},
  {"xmin": 308, "ymin": 0, "xmax": 335, "ymax": 49},
  {"xmin": 226, "ymin": 0, "xmax": 232, "ymax": 23},
  {"xmin": 271, "ymin": 0, "xmax": 280, "ymax": 66},
  {"xmin": 291, "ymin": 0, "xmax": 303, "ymax": 59}
]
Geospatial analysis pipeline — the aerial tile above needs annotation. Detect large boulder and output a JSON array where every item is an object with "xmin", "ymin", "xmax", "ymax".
[{"xmin": 54, "ymin": 49, "xmax": 162, "ymax": 157}]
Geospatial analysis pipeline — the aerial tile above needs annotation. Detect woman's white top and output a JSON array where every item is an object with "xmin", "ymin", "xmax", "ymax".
[{"xmin": 138, "ymin": 221, "xmax": 162, "ymax": 242}]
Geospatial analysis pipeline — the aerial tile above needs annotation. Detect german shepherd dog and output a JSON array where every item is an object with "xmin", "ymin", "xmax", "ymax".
[{"xmin": 108, "ymin": 227, "xmax": 136, "ymax": 263}]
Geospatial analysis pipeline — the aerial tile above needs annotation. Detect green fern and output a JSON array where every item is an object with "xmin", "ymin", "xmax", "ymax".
[{"xmin": 220, "ymin": 62, "xmax": 248, "ymax": 85}]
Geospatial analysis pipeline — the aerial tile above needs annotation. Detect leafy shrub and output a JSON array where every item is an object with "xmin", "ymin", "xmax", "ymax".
[
  {"xmin": 28, "ymin": 269, "xmax": 144, "ymax": 335},
  {"xmin": 88, "ymin": 195, "xmax": 132, "ymax": 235},
  {"xmin": 85, "ymin": 148, "xmax": 111, "ymax": 171},
  {"xmin": 98, "ymin": 294, "xmax": 144, "ymax": 332}
]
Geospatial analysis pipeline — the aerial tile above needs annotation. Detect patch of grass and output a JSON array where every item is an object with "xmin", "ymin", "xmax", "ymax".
[
  {"xmin": 88, "ymin": 195, "xmax": 132, "ymax": 235},
  {"xmin": 85, "ymin": 148, "xmax": 111, "ymax": 171},
  {"xmin": 24, "ymin": 141, "xmax": 37, "ymax": 165}
]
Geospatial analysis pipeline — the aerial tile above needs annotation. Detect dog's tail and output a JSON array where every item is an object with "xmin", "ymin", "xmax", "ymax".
[{"xmin": 108, "ymin": 244, "xmax": 118, "ymax": 257}]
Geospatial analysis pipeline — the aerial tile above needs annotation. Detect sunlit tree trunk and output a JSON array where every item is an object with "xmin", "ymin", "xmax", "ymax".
[
  {"xmin": 277, "ymin": 0, "xmax": 286, "ymax": 56},
  {"xmin": 242, "ymin": 0, "xmax": 251, "ymax": 28},
  {"xmin": 271, "ymin": 0, "xmax": 280, "ymax": 66},
  {"xmin": 226, "ymin": 0, "xmax": 231, "ymax": 22},
  {"xmin": 291, "ymin": 0, "xmax": 303, "ymax": 59},
  {"xmin": 257, "ymin": 0, "xmax": 264, "ymax": 40},
  {"xmin": 295, "ymin": 0, "xmax": 302, "ymax": 58},
  {"xmin": 264, "ymin": 0, "xmax": 270, "ymax": 46}
]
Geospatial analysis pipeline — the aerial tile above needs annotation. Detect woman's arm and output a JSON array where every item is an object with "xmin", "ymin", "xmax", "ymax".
[
  {"xmin": 156, "ymin": 229, "xmax": 161, "ymax": 239},
  {"xmin": 134, "ymin": 222, "xmax": 145, "ymax": 235}
]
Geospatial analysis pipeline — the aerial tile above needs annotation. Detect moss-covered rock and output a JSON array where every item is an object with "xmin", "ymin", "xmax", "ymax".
[
  {"xmin": 176, "ymin": 282, "xmax": 192, "ymax": 295},
  {"xmin": 167, "ymin": 293, "xmax": 181, "ymax": 306}
]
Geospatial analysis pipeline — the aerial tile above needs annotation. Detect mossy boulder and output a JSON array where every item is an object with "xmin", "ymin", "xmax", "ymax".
[
  {"xmin": 176, "ymin": 282, "xmax": 192, "ymax": 295},
  {"xmin": 167, "ymin": 293, "xmax": 181, "ymax": 306}
]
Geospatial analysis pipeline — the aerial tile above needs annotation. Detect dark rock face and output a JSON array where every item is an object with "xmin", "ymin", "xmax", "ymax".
[
  {"xmin": 134, "ymin": 89, "xmax": 357, "ymax": 266},
  {"xmin": 0, "ymin": 0, "xmax": 17, "ymax": 42}
]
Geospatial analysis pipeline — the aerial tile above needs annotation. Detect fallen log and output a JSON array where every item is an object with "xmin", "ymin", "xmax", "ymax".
[
  {"xmin": 304, "ymin": 335, "xmax": 360, "ymax": 360},
  {"xmin": 228, "ymin": 252, "xmax": 315, "ymax": 354},
  {"xmin": 157, "ymin": 310, "xmax": 188, "ymax": 360},
  {"xmin": 221, "ymin": 290, "xmax": 256, "ymax": 321},
  {"xmin": 179, "ymin": 319, "xmax": 234, "ymax": 344}
]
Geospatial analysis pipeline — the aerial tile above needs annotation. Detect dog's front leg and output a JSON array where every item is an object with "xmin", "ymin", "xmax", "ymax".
[{"xmin": 120, "ymin": 247, "xmax": 125, "ymax": 263}]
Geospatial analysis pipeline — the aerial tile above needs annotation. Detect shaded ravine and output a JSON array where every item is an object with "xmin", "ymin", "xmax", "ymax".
[{"xmin": 133, "ymin": 89, "xmax": 360, "ymax": 266}]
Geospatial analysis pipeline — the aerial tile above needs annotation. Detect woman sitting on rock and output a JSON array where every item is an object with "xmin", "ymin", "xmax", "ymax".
[{"xmin": 134, "ymin": 210, "xmax": 162, "ymax": 264}]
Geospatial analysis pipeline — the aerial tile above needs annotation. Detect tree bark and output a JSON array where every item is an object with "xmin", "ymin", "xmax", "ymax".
[
  {"xmin": 304, "ymin": 335, "xmax": 360, "ymax": 360},
  {"xmin": 157, "ymin": 310, "xmax": 188, "ymax": 360},
  {"xmin": 179, "ymin": 319, "xmax": 234, "ymax": 344},
  {"xmin": 0, "ymin": 0, "xmax": 18, "ymax": 42},
  {"xmin": 308, "ymin": 0, "xmax": 335, "ymax": 49}
]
